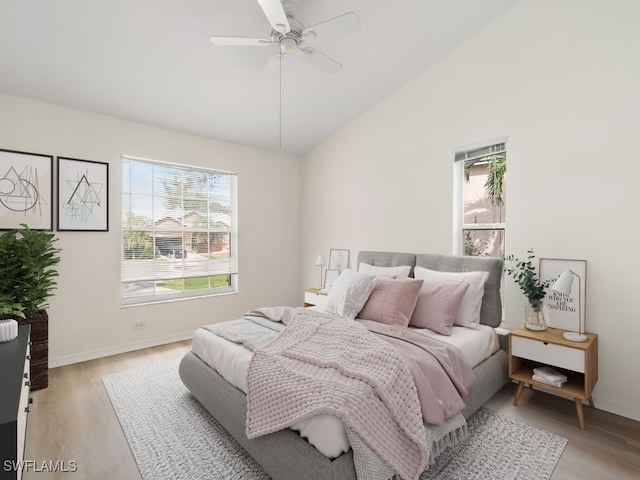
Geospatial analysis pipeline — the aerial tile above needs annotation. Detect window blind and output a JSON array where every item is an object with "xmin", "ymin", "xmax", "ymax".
[
  {"xmin": 454, "ymin": 141, "xmax": 506, "ymax": 163},
  {"xmin": 121, "ymin": 156, "xmax": 237, "ymax": 304}
]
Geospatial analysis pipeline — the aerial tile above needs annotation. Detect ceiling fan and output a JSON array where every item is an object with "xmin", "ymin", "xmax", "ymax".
[{"xmin": 210, "ymin": 0, "xmax": 361, "ymax": 74}]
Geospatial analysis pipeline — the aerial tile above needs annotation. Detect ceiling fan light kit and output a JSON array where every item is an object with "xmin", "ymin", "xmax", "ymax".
[{"xmin": 279, "ymin": 37, "xmax": 297, "ymax": 54}]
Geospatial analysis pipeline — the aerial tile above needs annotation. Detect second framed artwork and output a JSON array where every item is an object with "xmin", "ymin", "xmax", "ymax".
[
  {"xmin": 328, "ymin": 248, "xmax": 350, "ymax": 272},
  {"xmin": 57, "ymin": 157, "xmax": 109, "ymax": 231},
  {"xmin": 539, "ymin": 258, "xmax": 587, "ymax": 333}
]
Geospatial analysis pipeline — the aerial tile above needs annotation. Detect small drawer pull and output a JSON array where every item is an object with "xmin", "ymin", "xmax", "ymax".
[{"xmin": 29, "ymin": 397, "xmax": 33, "ymax": 404}]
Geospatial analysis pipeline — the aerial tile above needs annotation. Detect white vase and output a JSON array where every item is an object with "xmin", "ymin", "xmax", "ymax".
[
  {"xmin": 524, "ymin": 301, "xmax": 547, "ymax": 331},
  {"xmin": 0, "ymin": 319, "xmax": 19, "ymax": 342}
]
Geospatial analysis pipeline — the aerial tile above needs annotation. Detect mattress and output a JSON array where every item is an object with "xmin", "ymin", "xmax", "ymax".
[{"xmin": 191, "ymin": 317, "xmax": 498, "ymax": 459}]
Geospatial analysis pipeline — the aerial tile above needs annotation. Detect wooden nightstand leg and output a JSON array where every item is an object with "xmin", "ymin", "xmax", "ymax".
[
  {"xmin": 588, "ymin": 395, "xmax": 595, "ymax": 408},
  {"xmin": 575, "ymin": 398, "xmax": 586, "ymax": 430},
  {"xmin": 513, "ymin": 381, "xmax": 525, "ymax": 406}
]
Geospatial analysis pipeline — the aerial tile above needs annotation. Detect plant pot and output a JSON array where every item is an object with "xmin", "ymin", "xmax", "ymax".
[
  {"xmin": 18, "ymin": 309, "xmax": 49, "ymax": 390},
  {"xmin": 525, "ymin": 301, "xmax": 547, "ymax": 331},
  {"xmin": 0, "ymin": 318, "xmax": 19, "ymax": 342}
]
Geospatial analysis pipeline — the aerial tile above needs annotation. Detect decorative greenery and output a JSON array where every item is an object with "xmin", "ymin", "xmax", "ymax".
[
  {"xmin": 464, "ymin": 155, "xmax": 506, "ymax": 206},
  {"xmin": 0, "ymin": 224, "xmax": 61, "ymax": 317},
  {"xmin": 504, "ymin": 248, "xmax": 553, "ymax": 308},
  {"xmin": 0, "ymin": 294, "xmax": 25, "ymax": 319}
]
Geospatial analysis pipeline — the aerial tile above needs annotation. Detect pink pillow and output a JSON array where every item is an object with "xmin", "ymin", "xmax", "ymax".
[
  {"xmin": 409, "ymin": 280, "xmax": 470, "ymax": 335},
  {"xmin": 357, "ymin": 278, "xmax": 424, "ymax": 326},
  {"xmin": 413, "ymin": 267, "xmax": 488, "ymax": 329}
]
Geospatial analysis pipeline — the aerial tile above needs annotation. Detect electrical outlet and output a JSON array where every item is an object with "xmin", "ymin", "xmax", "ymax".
[{"xmin": 132, "ymin": 321, "xmax": 146, "ymax": 331}]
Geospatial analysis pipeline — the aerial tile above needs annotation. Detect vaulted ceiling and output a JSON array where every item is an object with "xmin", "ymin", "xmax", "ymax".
[{"xmin": 0, "ymin": 0, "xmax": 520, "ymax": 156}]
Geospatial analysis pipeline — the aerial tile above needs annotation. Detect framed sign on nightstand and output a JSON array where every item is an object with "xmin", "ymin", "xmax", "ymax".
[
  {"xmin": 324, "ymin": 269, "xmax": 340, "ymax": 290},
  {"xmin": 539, "ymin": 258, "xmax": 587, "ymax": 333}
]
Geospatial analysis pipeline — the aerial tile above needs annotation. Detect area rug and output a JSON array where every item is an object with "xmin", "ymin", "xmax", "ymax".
[{"xmin": 103, "ymin": 360, "xmax": 567, "ymax": 480}]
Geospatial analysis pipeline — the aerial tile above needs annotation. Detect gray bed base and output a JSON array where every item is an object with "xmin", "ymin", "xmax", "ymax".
[{"xmin": 179, "ymin": 251, "xmax": 510, "ymax": 480}]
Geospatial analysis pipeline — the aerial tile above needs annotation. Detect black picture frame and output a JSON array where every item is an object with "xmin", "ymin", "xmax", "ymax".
[
  {"xmin": 57, "ymin": 156, "xmax": 109, "ymax": 231},
  {"xmin": 0, "ymin": 148, "xmax": 54, "ymax": 230}
]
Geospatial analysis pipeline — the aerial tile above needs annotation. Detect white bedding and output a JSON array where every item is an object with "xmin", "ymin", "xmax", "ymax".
[{"xmin": 191, "ymin": 316, "xmax": 498, "ymax": 459}]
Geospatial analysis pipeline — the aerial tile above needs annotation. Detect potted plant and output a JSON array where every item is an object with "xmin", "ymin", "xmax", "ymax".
[
  {"xmin": 504, "ymin": 248, "xmax": 554, "ymax": 331},
  {"xmin": 0, "ymin": 224, "xmax": 61, "ymax": 389}
]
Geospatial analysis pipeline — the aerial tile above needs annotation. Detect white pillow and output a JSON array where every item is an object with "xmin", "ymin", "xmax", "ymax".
[
  {"xmin": 358, "ymin": 262, "xmax": 411, "ymax": 278},
  {"xmin": 413, "ymin": 266, "xmax": 489, "ymax": 329},
  {"xmin": 325, "ymin": 269, "xmax": 377, "ymax": 319}
]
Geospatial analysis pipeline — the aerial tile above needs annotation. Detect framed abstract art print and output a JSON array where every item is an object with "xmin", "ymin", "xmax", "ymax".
[
  {"xmin": 0, "ymin": 148, "xmax": 53, "ymax": 230},
  {"xmin": 57, "ymin": 156, "xmax": 109, "ymax": 231}
]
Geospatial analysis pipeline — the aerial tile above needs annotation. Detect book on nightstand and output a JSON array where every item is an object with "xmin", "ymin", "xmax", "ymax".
[{"xmin": 532, "ymin": 366, "xmax": 568, "ymax": 387}]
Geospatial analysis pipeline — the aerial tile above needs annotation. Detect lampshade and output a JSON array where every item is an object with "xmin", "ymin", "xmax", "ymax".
[
  {"xmin": 315, "ymin": 253, "xmax": 326, "ymax": 267},
  {"xmin": 551, "ymin": 270, "xmax": 575, "ymax": 295},
  {"xmin": 550, "ymin": 269, "xmax": 587, "ymax": 342}
]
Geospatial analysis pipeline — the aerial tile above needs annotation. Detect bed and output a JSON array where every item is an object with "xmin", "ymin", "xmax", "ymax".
[{"xmin": 179, "ymin": 251, "xmax": 510, "ymax": 480}]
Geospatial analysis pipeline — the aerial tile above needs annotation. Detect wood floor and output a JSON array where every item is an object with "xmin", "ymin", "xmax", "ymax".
[{"xmin": 23, "ymin": 341, "xmax": 640, "ymax": 480}]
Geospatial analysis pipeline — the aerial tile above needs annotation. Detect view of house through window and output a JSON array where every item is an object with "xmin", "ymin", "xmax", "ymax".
[
  {"xmin": 121, "ymin": 156, "xmax": 237, "ymax": 305},
  {"xmin": 455, "ymin": 141, "xmax": 506, "ymax": 258}
]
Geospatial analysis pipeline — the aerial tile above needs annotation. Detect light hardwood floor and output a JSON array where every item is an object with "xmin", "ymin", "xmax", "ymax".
[{"xmin": 24, "ymin": 341, "xmax": 640, "ymax": 480}]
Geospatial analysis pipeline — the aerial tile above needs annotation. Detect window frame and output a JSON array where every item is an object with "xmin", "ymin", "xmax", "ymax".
[
  {"xmin": 453, "ymin": 140, "xmax": 506, "ymax": 257},
  {"xmin": 120, "ymin": 155, "xmax": 238, "ymax": 307}
]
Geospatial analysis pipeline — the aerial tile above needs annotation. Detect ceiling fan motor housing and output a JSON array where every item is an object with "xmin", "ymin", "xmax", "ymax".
[{"xmin": 271, "ymin": 15, "xmax": 303, "ymax": 53}]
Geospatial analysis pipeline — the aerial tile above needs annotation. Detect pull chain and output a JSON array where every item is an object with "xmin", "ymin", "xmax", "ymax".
[{"xmin": 279, "ymin": 53, "xmax": 283, "ymax": 150}]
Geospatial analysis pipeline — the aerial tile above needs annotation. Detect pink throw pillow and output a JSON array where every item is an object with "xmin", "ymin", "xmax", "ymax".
[
  {"xmin": 357, "ymin": 278, "xmax": 424, "ymax": 326},
  {"xmin": 409, "ymin": 280, "xmax": 470, "ymax": 335}
]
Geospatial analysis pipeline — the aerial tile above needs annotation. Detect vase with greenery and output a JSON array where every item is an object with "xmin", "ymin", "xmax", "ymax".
[
  {"xmin": 0, "ymin": 224, "xmax": 61, "ymax": 388},
  {"xmin": 504, "ymin": 248, "xmax": 554, "ymax": 331}
]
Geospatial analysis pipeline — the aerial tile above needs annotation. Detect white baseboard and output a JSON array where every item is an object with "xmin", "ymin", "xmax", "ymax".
[
  {"xmin": 49, "ymin": 331, "xmax": 195, "ymax": 368},
  {"xmin": 593, "ymin": 395, "xmax": 640, "ymax": 422}
]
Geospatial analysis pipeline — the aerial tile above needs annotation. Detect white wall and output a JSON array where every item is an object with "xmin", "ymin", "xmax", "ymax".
[
  {"xmin": 301, "ymin": 0, "xmax": 640, "ymax": 421},
  {"xmin": 0, "ymin": 94, "xmax": 302, "ymax": 366}
]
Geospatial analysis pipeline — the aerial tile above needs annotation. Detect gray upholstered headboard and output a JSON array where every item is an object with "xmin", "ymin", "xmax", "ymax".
[{"xmin": 357, "ymin": 251, "xmax": 503, "ymax": 327}]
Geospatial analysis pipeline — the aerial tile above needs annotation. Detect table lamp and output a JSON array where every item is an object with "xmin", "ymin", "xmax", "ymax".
[
  {"xmin": 315, "ymin": 253, "xmax": 326, "ymax": 289},
  {"xmin": 551, "ymin": 270, "xmax": 587, "ymax": 342}
]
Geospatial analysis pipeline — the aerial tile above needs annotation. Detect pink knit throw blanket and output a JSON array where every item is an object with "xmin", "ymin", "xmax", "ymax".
[{"xmin": 246, "ymin": 312, "xmax": 429, "ymax": 480}]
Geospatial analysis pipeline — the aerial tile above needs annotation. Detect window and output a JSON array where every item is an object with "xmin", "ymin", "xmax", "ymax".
[
  {"xmin": 121, "ymin": 156, "xmax": 237, "ymax": 305},
  {"xmin": 454, "ymin": 141, "xmax": 506, "ymax": 258}
]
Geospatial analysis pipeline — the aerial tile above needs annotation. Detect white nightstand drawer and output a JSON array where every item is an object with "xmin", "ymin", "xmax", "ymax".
[
  {"xmin": 304, "ymin": 291, "xmax": 328, "ymax": 307},
  {"xmin": 511, "ymin": 335, "xmax": 584, "ymax": 373}
]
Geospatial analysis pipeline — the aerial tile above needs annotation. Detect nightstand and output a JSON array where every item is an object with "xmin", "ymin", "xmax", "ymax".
[
  {"xmin": 303, "ymin": 288, "xmax": 328, "ymax": 307},
  {"xmin": 508, "ymin": 325, "xmax": 598, "ymax": 430}
]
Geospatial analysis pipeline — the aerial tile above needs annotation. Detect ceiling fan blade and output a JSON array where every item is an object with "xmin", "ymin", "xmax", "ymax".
[
  {"xmin": 210, "ymin": 36, "xmax": 274, "ymax": 46},
  {"xmin": 299, "ymin": 47, "xmax": 342, "ymax": 74},
  {"xmin": 302, "ymin": 12, "xmax": 360, "ymax": 43},
  {"xmin": 256, "ymin": 0, "xmax": 291, "ymax": 34}
]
